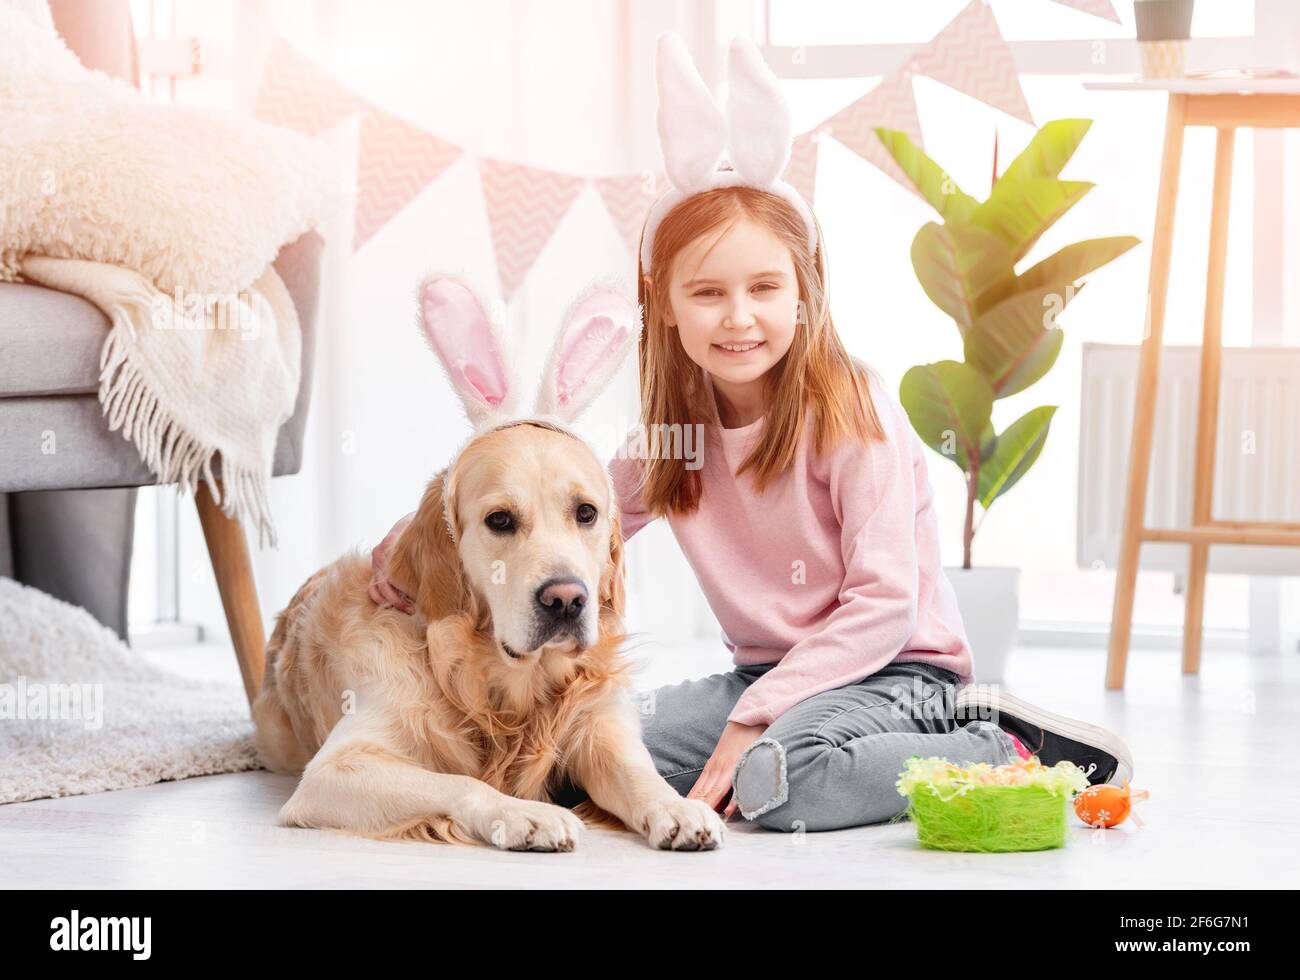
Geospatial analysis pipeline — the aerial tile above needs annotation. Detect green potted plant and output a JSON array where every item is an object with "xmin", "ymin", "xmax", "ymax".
[{"xmin": 874, "ymin": 118, "xmax": 1137, "ymax": 680}]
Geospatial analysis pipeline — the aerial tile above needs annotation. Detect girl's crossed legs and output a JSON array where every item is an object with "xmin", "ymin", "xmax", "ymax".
[{"xmin": 638, "ymin": 660, "xmax": 1018, "ymax": 832}]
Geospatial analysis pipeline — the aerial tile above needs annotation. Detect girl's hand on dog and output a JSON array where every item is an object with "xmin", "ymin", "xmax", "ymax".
[
  {"xmin": 367, "ymin": 513, "xmax": 417, "ymax": 614},
  {"xmin": 688, "ymin": 720, "xmax": 767, "ymax": 818}
]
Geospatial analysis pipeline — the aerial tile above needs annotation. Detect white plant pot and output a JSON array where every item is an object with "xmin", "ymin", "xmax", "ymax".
[
  {"xmin": 944, "ymin": 566, "xmax": 1020, "ymax": 683},
  {"xmin": 1139, "ymin": 39, "xmax": 1187, "ymax": 79}
]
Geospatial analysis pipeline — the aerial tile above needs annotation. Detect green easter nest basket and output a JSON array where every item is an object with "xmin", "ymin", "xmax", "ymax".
[{"xmin": 896, "ymin": 756, "xmax": 1090, "ymax": 853}]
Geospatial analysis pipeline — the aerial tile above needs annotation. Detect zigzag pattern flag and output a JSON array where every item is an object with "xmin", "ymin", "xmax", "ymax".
[
  {"xmin": 255, "ymin": 0, "xmax": 1046, "ymax": 273},
  {"xmin": 594, "ymin": 172, "xmax": 667, "ymax": 257},
  {"xmin": 479, "ymin": 159, "xmax": 585, "ymax": 300},
  {"xmin": 909, "ymin": 0, "xmax": 1035, "ymax": 125},
  {"xmin": 823, "ymin": 68, "xmax": 924, "ymax": 194},
  {"xmin": 783, "ymin": 132, "xmax": 819, "ymax": 206},
  {"xmin": 254, "ymin": 37, "xmax": 359, "ymax": 135},
  {"xmin": 1047, "ymin": 0, "xmax": 1120, "ymax": 23},
  {"xmin": 355, "ymin": 109, "xmax": 462, "ymax": 249}
]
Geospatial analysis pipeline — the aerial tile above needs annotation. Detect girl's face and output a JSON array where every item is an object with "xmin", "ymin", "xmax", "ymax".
[{"xmin": 657, "ymin": 217, "xmax": 799, "ymax": 402}]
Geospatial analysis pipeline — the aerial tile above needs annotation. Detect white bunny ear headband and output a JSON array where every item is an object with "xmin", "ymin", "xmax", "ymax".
[
  {"xmin": 416, "ymin": 273, "xmax": 639, "ymax": 440},
  {"xmin": 640, "ymin": 32, "xmax": 818, "ymax": 272}
]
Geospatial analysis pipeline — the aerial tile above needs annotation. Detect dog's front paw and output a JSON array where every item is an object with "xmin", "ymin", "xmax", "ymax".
[
  {"xmin": 477, "ymin": 800, "xmax": 584, "ymax": 852},
  {"xmin": 639, "ymin": 797, "xmax": 725, "ymax": 851}
]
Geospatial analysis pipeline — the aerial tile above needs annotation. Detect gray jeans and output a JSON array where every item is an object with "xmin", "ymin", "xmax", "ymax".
[{"xmin": 636, "ymin": 660, "xmax": 1017, "ymax": 833}]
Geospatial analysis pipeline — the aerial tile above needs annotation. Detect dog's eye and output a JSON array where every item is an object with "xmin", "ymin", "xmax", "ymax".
[
  {"xmin": 576, "ymin": 503, "xmax": 597, "ymax": 525},
  {"xmin": 485, "ymin": 511, "xmax": 516, "ymax": 533}
]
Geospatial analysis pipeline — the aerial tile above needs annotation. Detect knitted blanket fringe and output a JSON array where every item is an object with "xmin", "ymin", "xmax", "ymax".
[{"xmin": 98, "ymin": 313, "xmax": 277, "ymax": 547}]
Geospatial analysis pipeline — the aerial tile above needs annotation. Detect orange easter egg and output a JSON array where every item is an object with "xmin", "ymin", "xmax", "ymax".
[{"xmin": 1074, "ymin": 783, "xmax": 1131, "ymax": 828}]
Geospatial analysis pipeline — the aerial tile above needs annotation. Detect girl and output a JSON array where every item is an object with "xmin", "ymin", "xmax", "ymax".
[{"xmin": 369, "ymin": 35, "xmax": 1131, "ymax": 833}]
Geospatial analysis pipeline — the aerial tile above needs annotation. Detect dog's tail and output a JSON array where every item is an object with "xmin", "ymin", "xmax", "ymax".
[{"xmin": 374, "ymin": 815, "xmax": 480, "ymax": 847}]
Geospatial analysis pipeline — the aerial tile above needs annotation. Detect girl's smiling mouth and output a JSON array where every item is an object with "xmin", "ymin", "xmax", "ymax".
[{"xmin": 713, "ymin": 340, "xmax": 765, "ymax": 354}]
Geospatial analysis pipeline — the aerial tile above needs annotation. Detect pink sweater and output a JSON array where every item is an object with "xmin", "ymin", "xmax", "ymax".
[{"xmin": 608, "ymin": 369, "xmax": 974, "ymax": 728}]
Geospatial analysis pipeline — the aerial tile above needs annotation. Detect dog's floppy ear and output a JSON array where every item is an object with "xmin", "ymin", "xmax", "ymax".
[
  {"xmin": 388, "ymin": 470, "xmax": 480, "ymax": 625},
  {"xmin": 535, "ymin": 284, "xmax": 638, "ymax": 424},
  {"xmin": 598, "ymin": 509, "xmax": 627, "ymax": 635},
  {"xmin": 418, "ymin": 274, "xmax": 517, "ymax": 430}
]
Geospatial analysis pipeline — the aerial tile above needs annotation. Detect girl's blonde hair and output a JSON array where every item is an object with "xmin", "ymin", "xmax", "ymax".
[{"xmin": 635, "ymin": 185, "xmax": 884, "ymax": 516}]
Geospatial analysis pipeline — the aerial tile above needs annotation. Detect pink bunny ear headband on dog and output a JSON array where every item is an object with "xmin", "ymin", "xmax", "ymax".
[
  {"xmin": 414, "ymin": 272, "xmax": 638, "ymax": 548},
  {"xmin": 415, "ymin": 272, "xmax": 638, "ymax": 444},
  {"xmin": 640, "ymin": 32, "xmax": 818, "ymax": 273}
]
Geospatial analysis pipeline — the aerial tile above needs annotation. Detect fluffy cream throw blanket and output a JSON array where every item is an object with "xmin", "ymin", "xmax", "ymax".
[{"xmin": 21, "ymin": 256, "xmax": 301, "ymax": 546}]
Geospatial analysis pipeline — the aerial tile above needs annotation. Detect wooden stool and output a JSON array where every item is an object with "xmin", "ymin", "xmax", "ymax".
[{"xmin": 1089, "ymin": 80, "xmax": 1300, "ymax": 689}]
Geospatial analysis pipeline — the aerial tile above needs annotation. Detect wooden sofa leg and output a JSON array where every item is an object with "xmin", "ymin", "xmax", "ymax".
[{"xmin": 195, "ymin": 481, "xmax": 265, "ymax": 708}]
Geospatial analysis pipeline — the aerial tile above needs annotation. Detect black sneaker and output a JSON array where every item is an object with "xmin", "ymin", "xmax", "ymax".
[{"xmin": 954, "ymin": 684, "xmax": 1133, "ymax": 785}]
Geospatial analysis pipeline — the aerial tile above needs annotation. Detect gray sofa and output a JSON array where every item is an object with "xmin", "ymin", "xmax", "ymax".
[{"xmin": 0, "ymin": 1, "xmax": 323, "ymax": 708}]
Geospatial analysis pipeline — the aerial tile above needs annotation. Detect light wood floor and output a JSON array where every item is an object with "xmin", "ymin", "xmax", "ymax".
[{"xmin": 2, "ymin": 638, "xmax": 1295, "ymax": 889}]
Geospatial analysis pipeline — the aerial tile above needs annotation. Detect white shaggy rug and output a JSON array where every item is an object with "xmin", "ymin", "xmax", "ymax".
[{"xmin": 0, "ymin": 577, "xmax": 258, "ymax": 805}]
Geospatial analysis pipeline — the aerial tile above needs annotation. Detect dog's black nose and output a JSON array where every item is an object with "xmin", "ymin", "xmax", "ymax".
[{"xmin": 535, "ymin": 577, "xmax": 588, "ymax": 621}]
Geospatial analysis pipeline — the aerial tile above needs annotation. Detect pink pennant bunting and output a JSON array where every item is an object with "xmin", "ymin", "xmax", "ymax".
[
  {"xmin": 479, "ymin": 159, "xmax": 585, "ymax": 300},
  {"xmin": 783, "ymin": 132, "xmax": 818, "ymax": 206},
  {"xmin": 910, "ymin": 0, "xmax": 1035, "ymax": 125},
  {"xmin": 354, "ymin": 108, "xmax": 463, "ymax": 249},
  {"xmin": 254, "ymin": 37, "xmax": 360, "ymax": 135},
  {"xmin": 823, "ymin": 68, "xmax": 924, "ymax": 195},
  {"xmin": 594, "ymin": 171, "xmax": 667, "ymax": 256},
  {"xmin": 1047, "ymin": 0, "xmax": 1121, "ymax": 23}
]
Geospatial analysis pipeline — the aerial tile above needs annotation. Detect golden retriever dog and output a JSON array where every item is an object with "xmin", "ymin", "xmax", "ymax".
[{"xmin": 252, "ymin": 275, "xmax": 724, "ymax": 852}]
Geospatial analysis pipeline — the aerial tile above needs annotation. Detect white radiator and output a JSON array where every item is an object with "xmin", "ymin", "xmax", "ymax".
[{"xmin": 1078, "ymin": 343, "xmax": 1300, "ymax": 575}]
